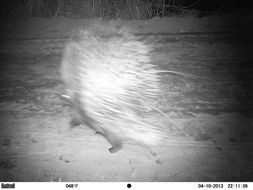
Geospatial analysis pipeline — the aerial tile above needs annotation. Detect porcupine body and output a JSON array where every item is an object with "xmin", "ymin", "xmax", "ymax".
[{"xmin": 60, "ymin": 22, "xmax": 166, "ymax": 153}]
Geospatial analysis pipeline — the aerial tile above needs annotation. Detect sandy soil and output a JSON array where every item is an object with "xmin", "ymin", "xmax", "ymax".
[{"xmin": 0, "ymin": 17, "xmax": 252, "ymax": 182}]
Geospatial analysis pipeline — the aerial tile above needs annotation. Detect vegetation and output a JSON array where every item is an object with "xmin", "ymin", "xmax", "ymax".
[{"xmin": 0, "ymin": 0, "xmax": 249, "ymax": 19}]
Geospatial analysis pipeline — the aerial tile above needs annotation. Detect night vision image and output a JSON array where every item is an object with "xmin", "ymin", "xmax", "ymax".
[{"xmin": 0, "ymin": 0, "xmax": 252, "ymax": 182}]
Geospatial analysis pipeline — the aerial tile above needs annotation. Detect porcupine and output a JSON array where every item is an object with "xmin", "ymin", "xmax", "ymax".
[{"xmin": 60, "ymin": 22, "xmax": 168, "ymax": 154}]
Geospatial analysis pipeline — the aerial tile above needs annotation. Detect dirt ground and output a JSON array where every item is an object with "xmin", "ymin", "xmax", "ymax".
[{"xmin": 0, "ymin": 22, "xmax": 252, "ymax": 181}]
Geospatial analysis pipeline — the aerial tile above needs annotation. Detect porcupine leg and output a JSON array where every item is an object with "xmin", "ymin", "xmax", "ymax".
[
  {"xmin": 74, "ymin": 104, "xmax": 122, "ymax": 153},
  {"xmin": 68, "ymin": 92, "xmax": 122, "ymax": 153},
  {"xmin": 68, "ymin": 95, "xmax": 83, "ymax": 127},
  {"xmin": 101, "ymin": 128, "xmax": 122, "ymax": 153},
  {"xmin": 70, "ymin": 94, "xmax": 97, "ymax": 130},
  {"xmin": 70, "ymin": 94, "xmax": 120, "ymax": 149},
  {"xmin": 70, "ymin": 107, "xmax": 82, "ymax": 127},
  {"xmin": 61, "ymin": 93, "xmax": 82, "ymax": 127}
]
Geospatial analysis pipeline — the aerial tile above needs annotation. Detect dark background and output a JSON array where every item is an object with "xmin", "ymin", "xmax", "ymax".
[{"xmin": 0, "ymin": 0, "xmax": 252, "ymax": 19}]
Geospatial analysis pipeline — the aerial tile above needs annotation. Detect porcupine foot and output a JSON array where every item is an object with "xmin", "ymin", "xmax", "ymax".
[{"xmin": 108, "ymin": 142, "xmax": 122, "ymax": 153}]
